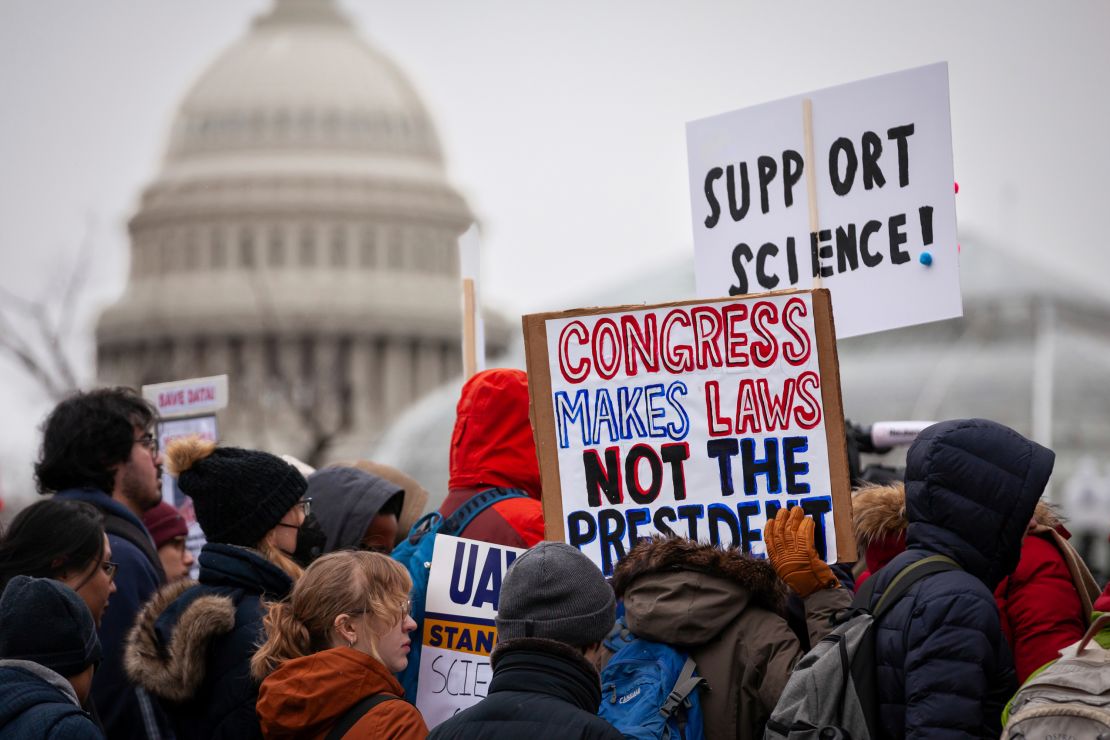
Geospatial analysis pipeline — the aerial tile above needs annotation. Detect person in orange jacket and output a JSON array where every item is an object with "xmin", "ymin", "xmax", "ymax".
[{"xmin": 253, "ymin": 550, "xmax": 426, "ymax": 740}]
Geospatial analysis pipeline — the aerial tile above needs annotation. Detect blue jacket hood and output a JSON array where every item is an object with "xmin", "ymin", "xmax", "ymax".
[
  {"xmin": 0, "ymin": 662, "xmax": 97, "ymax": 738},
  {"xmin": 904, "ymin": 418, "xmax": 1055, "ymax": 589}
]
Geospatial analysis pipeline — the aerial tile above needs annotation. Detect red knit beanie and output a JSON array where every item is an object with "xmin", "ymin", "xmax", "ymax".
[{"xmin": 142, "ymin": 501, "xmax": 188, "ymax": 549}]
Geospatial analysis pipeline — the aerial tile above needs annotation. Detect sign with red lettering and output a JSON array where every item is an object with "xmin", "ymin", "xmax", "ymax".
[
  {"xmin": 687, "ymin": 63, "xmax": 961, "ymax": 337},
  {"xmin": 142, "ymin": 375, "xmax": 229, "ymax": 419},
  {"xmin": 523, "ymin": 289, "xmax": 851, "ymax": 576}
]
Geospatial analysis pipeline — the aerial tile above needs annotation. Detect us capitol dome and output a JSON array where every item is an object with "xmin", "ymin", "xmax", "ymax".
[{"xmin": 96, "ymin": 0, "xmax": 508, "ymax": 462}]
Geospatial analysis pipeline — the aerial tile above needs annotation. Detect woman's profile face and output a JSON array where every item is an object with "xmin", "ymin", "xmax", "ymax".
[
  {"xmin": 338, "ymin": 595, "xmax": 416, "ymax": 673},
  {"xmin": 373, "ymin": 603, "xmax": 416, "ymax": 674},
  {"xmin": 272, "ymin": 502, "xmax": 307, "ymax": 555},
  {"xmin": 59, "ymin": 534, "xmax": 116, "ymax": 627}
]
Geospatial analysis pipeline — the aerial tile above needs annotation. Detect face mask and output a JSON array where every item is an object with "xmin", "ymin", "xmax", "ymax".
[{"xmin": 292, "ymin": 513, "xmax": 327, "ymax": 567}]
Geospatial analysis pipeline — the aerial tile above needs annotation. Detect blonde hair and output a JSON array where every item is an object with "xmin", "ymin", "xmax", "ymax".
[
  {"xmin": 258, "ymin": 536, "xmax": 304, "ymax": 581},
  {"xmin": 251, "ymin": 550, "xmax": 411, "ymax": 680}
]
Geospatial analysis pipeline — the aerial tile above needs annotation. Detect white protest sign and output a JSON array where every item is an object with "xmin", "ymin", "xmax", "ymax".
[
  {"xmin": 687, "ymin": 62, "xmax": 960, "ymax": 338},
  {"xmin": 142, "ymin": 374, "xmax": 229, "ymax": 419},
  {"xmin": 415, "ymin": 535, "xmax": 523, "ymax": 729},
  {"xmin": 523, "ymin": 290, "xmax": 852, "ymax": 578},
  {"xmin": 157, "ymin": 415, "xmax": 218, "ymax": 579}
]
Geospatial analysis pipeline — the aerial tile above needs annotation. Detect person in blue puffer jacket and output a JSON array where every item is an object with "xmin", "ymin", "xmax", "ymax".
[{"xmin": 862, "ymin": 418, "xmax": 1054, "ymax": 739}]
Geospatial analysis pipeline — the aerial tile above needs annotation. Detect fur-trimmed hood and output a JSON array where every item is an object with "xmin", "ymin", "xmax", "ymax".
[
  {"xmin": 124, "ymin": 578, "xmax": 236, "ymax": 703},
  {"xmin": 852, "ymin": 483, "xmax": 907, "ymax": 547},
  {"xmin": 612, "ymin": 536, "xmax": 786, "ymax": 647},
  {"xmin": 613, "ymin": 535, "xmax": 786, "ymax": 611}
]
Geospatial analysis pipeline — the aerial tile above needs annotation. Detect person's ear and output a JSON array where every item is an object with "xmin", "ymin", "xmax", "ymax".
[{"xmin": 333, "ymin": 614, "xmax": 358, "ymax": 647}]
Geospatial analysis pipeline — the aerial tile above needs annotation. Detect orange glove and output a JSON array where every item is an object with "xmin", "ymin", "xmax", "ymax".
[{"xmin": 765, "ymin": 506, "xmax": 838, "ymax": 597}]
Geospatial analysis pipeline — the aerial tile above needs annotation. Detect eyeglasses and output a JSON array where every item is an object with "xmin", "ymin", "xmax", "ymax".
[
  {"xmin": 275, "ymin": 498, "xmax": 312, "ymax": 529},
  {"xmin": 347, "ymin": 600, "xmax": 412, "ymax": 622},
  {"xmin": 102, "ymin": 561, "xmax": 119, "ymax": 581},
  {"xmin": 135, "ymin": 433, "xmax": 159, "ymax": 455}
]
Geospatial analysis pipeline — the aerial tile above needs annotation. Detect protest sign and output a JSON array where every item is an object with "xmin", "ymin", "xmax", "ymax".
[
  {"xmin": 687, "ymin": 62, "xmax": 960, "ymax": 338},
  {"xmin": 142, "ymin": 374, "xmax": 229, "ymax": 419},
  {"xmin": 156, "ymin": 415, "xmax": 218, "ymax": 578},
  {"xmin": 523, "ymin": 289, "xmax": 851, "ymax": 577},
  {"xmin": 416, "ymin": 535, "xmax": 523, "ymax": 729},
  {"xmin": 144, "ymin": 374, "xmax": 229, "ymax": 579}
]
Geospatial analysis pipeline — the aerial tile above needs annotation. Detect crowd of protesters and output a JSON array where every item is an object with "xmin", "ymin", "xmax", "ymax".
[{"xmin": 1, "ymin": 373, "xmax": 1108, "ymax": 739}]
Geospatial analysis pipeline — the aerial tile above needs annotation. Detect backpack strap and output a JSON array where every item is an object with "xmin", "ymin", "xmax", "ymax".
[
  {"xmin": 440, "ymin": 487, "xmax": 529, "ymax": 538},
  {"xmin": 870, "ymin": 554, "xmax": 961, "ymax": 620},
  {"xmin": 325, "ymin": 693, "xmax": 400, "ymax": 740},
  {"xmin": 659, "ymin": 656, "xmax": 706, "ymax": 719}
]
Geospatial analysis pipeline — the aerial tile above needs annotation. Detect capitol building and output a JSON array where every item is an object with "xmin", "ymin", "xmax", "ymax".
[{"xmin": 96, "ymin": 0, "xmax": 507, "ymax": 463}]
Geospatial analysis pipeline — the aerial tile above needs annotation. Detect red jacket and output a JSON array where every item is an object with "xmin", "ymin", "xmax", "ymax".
[
  {"xmin": 994, "ymin": 531, "xmax": 1086, "ymax": 683},
  {"xmin": 443, "ymin": 369, "xmax": 544, "ymax": 549}
]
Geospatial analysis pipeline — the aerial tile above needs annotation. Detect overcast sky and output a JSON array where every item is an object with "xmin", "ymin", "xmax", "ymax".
[{"xmin": 1, "ymin": 0, "xmax": 1107, "ymax": 502}]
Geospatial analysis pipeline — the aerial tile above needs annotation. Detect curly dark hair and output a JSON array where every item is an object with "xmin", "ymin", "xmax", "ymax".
[
  {"xmin": 0, "ymin": 499, "xmax": 106, "ymax": 591},
  {"xmin": 35, "ymin": 387, "xmax": 158, "ymax": 495}
]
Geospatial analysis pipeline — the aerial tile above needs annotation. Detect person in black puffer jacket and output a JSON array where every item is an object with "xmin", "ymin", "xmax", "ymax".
[
  {"xmin": 124, "ymin": 438, "xmax": 306, "ymax": 740},
  {"xmin": 862, "ymin": 418, "xmax": 1054, "ymax": 739},
  {"xmin": 429, "ymin": 542, "xmax": 622, "ymax": 740}
]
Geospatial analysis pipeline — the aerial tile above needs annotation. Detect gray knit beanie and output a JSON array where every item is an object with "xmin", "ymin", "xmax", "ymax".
[{"xmin": 496, "ymin": 542, "xmax": 615, "ymax": 645}]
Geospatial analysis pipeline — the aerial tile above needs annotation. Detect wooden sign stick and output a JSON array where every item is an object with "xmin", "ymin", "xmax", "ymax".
[
  {"xmin": 802, "ymin": 98, "xmax": 823, "ymax": 289},
  {"xmin": 462, "ymin": 278, "xmax": 478, "ymax": 379}
]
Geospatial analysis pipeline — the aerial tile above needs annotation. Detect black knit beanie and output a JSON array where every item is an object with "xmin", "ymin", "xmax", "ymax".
[
  {"xmin": 166, "ymin": 437, "xmax": 307, "ymax": 547},
  {"xmin": 0, "ymin": 576, "xmax": 101, "ymax": 677}
]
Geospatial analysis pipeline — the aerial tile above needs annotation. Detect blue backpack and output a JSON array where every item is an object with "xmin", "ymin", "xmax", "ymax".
[
  {"xmin": 391, "ymin": 487, "xmax": 529, "ymax": 700},
  {"xmin": 599, "ymin": 618, "xmax": 707, "ymax": 740}
]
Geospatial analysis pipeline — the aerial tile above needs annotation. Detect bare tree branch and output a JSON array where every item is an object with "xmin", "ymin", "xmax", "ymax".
[
  {"xmin": 57, "ymin": 223, "xmax": 95, "ymax": 340},
  {"xmin": 0, "ymin": 232, "xmax": 90, "ymax": 399}
]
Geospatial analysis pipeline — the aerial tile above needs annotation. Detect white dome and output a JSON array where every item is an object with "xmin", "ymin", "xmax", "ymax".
[
  {"xmin": 96, "ymin": 0, "xmax": 500, "ymax": 465},
  {"xmin": 164, "ymin": 0, "xmax": 443, "ymax": 171}
]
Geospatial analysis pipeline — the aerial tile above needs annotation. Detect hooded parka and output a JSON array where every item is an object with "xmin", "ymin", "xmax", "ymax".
[
  {"xmin": 994, "ymin": 503, "xmax": 1095, "ymax": 683},
  {"xmin": 610, "ymin": 537, "xmax": 849, "ymax": 740},
  {"xmin": 862, "ymin": 418, "xmax": 1054, "ymax": 739},
  {"xmin": 0, "ymin": 661, "xmax": 102, "ymax": 739},
  {"xmin": 125, "ymin": 543, "xmax": 294, "ymax": 740},
  {"xmin": 307, "ymin": 466, "xmax": 405, "ymax": 553},
  {"xmin": 441, "ymin": 369, "xmax": 544, "ymax": 549},
  {"xmin": 256, "ymin": 647, "xmax": 426, "ymax": 739}
]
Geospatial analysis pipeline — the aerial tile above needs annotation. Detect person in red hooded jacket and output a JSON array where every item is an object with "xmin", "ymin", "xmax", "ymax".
[
  {"xmin": 995, "ymin": 501, "xmax": 1099, "ymax": 682},
  {"xmin": 437, "ymin": 368, "xmax": 545, "ymax": 549}
]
